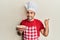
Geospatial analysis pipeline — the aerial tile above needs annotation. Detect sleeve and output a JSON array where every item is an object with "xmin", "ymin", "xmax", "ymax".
[
  {"xmin": 20, "ymin": 21, "xmax": 23, "ymax": 25},
  {"xmin": 19, "ymin": 20, "xmax": 24, "ymax": 25},
  {"xmin": 39, "ymin": 20, "xmax": 45, "ymax": 31}
]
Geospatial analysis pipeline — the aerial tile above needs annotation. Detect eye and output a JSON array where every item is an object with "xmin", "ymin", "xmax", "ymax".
[
  {"xmin": 27, "ymin": 11, "xmax": 29, "ymax": 13},
  {"xmin": 31, "ymin": 12, "xmax": 34, "ymax": 14}
]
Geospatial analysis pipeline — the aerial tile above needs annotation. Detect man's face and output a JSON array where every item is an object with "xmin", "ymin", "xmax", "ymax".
[{"xmin": 26, "ymin": 10, "xmax": 35, "ymax": 20}]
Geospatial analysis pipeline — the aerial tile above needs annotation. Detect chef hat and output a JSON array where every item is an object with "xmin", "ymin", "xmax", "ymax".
[{"xmin": 24, "ymin": 1, "xmax": 38, "ymax": 13}]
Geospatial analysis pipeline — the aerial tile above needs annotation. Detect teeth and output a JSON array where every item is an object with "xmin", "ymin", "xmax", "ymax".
[
  {"xmin": 29, "ymin": 17, "xmax": 32, "ymax": 20},
  {"xmin": 29, "ymin": 17, "xmax": 31, "ymax": 19}
]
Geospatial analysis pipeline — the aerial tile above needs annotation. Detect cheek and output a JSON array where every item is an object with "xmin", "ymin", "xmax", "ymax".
[{"xmin": 31, "ymin": 14, "xmax": 35, "ymax": 17}]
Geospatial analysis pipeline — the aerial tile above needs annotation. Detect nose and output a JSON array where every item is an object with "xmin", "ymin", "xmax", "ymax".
[{"xmin": 29, "ymin": 13, "xmax": 31, "ymax": 16}]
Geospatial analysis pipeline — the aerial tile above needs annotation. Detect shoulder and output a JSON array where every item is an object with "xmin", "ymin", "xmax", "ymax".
[
  {"xmin": 34, "ymin": 19, "xmax": 42, "ymax": 23},
  {"xmin": 21, "ymin": 19, "xmax": 27, "ymax": 23},
  {"xmin": 34, "ymin": 19, "xmax": 44, "ymax": 25}
]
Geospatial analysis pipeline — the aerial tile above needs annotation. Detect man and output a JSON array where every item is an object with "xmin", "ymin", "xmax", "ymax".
[{"xmin": 16, "ymin": 1, "xmax": 49, "ymax": 40}]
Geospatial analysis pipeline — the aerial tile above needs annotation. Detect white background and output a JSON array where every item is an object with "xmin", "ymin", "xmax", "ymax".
[{"xmin": 0, "ymin": 0, "xmax": 60, "ymax": 40}]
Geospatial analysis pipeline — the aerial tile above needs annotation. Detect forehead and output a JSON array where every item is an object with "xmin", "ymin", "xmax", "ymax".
[{"xmin": 27, "ymin": 10, "xmax": 35, "ymax": 12}]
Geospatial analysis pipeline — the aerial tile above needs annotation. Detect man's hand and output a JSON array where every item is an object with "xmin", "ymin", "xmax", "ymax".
[
  {"xmin": 44, "ymin": 19, "xmax": 49, "ymax": 26},
  {"xmin": 16, "ymin": 25, "xmax": 26, "ymax": 35},
  {"xmin": 41, "ymin": 18, "xmax": 49, "ymax": 37}
]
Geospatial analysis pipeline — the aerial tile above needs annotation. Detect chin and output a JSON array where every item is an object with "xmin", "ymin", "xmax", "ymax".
[{"xmin": 28, "ymin": 19, "xmax": 34, "ymax": 21}]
